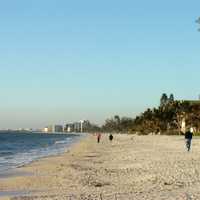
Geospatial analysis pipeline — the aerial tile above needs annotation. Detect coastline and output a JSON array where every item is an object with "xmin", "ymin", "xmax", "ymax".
[
  {"xmin": 1, "ymin": 134, "xmax": 200, "ymax": 199},
  {"xmin": 0, "ymin": 133, "xmax": 88, "ymax": 199},
  {"xmin": 0, "ymin": 132, "xmax": 83, "ymax": 179}
]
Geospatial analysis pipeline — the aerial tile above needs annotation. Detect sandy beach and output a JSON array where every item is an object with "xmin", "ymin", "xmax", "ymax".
[{"xmin": 1, "ymin": 134, "xmax": 200, "ymax": 199}]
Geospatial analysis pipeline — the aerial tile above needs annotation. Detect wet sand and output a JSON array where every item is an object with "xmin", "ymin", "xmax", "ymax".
[{"xmin": 0, "ymin": 134, "xmax": 200, "ymax": 199}]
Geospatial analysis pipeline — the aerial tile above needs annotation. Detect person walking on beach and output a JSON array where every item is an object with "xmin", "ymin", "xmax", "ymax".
[
  {"xmin": 185, "ymin": 128, "xmax": 193, "ymax": 152},
  {"xmin": 97, "ymin": 133, "xmax": 101, "ymax": 143},
  {"xmin": 109, "ymin": 134, "xmax": 113, "ymax": 142}
]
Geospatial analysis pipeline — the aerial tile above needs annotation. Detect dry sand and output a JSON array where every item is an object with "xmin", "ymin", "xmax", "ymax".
[{"xmin": 0, "ymin": 134, "xmax": 200, "ymax": 199}]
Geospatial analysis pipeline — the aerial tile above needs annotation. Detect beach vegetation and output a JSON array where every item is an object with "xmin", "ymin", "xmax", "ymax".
[{"xmin": 101, "ymin": 94, "xmax": 200, "ymax": 135}]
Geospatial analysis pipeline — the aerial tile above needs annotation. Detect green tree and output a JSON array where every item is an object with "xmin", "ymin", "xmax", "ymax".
[
  {"xmin": 114, "ymin": 115, "xmax": 120, "ymax": 124},
  {"xmin": 160, "ymin": 93, "xmax": 168, "ymax": 107},
  {"xmin": 169, "ymin": 94, "xmax": 174, "ymax": 103},
  {"xmin": 120, "ymin": 117, "xmax": 134, "ymax": 132}
]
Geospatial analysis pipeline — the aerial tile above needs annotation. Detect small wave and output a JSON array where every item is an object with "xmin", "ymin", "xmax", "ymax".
[
  {"xmin": 0, "ymin": 132, "xmax": 83, "ymax": 173},
  {"xmin": 0, "ymin": 151, "xmax": 14, "ymax": 156},
  {"xmin": 54, "ymin": 140, "xmax": 68, "ymax": 144}
]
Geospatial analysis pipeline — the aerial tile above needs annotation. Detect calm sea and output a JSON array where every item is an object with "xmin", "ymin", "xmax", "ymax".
[{"xmin": 0, "ymin": 132, "xmax": 83, "ymax": 172}]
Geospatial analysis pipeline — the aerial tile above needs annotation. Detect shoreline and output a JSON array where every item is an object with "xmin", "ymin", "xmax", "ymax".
[
  {"xmin": 0, "ymin": 133, "xmax": 85, "ymax": 180},
  {"xmin": 1, "ymin": 134, "xmax": 200, "ymax": 199},
  {"xmin": 0, "ymin": 135, "xmax": 92, "ymax": 199},
  {"xmin": 0, "ymin": 134, "xmax": 91, "ymax": 199}
]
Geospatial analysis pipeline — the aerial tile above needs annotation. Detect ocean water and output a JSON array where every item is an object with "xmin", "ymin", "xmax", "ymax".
[{"xmin": 0, "ymin": 132, "xmax": 83, "ymax": 172}]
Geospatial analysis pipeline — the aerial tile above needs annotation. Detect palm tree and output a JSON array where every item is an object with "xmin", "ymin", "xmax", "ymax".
[
  {"xmin": 160, "ymin": 93, "xmax": 168, "ymax": 107},
  {"xmin": 169, "ymin": 94, "xmax": 174, "ymax": 103}
]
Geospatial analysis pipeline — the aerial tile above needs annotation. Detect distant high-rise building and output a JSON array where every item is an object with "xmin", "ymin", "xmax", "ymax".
[
  {"xmin": 74, "ymin": 122, "xmax": 81, "ymax": 132},
  {"xmin": 54, "ymin": 125, "xmax": 63, "ymax": 133},
  {"xmin": 43, "ymin": 125, "xmax": 53, "ymax": 133},
  {"xmin": 65, "ymin": 123, "xmax": 75, "ymax": 133},
  {"xmin": 43, "ymin": 125, "xmax": 63, "ymax": 133},
  {"xmin": 64, "ymin": 120, "xmax": 90, "ymax": 133}
]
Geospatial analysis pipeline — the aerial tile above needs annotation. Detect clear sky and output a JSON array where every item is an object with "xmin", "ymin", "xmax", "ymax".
[{"xmin": 0, "ymin": 0, "xmax": 200, "ymax": 129}]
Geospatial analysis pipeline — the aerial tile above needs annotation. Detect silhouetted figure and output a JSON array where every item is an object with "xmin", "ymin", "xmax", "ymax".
[
  {"xmin": 185, "ymin": 129, "xmax": 193, "ymax": 152},
  {"xmin": 109, "ymin": 134, "xmax": 113, "ymax": 142},
  {"xmin": 97, "ymin": 133, "xmax": 101, "ymax": 143}
]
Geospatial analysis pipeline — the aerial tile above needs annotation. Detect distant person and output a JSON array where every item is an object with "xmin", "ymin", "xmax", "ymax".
[
  {"xmin": 185, "ymin": 128, "xmax": 193, "ymax": 152},
  {"xmin": 97, "ymin": 133, "xmax": 101, "ymax": 143},
  {"xmin": 109, "ymin": 134, "xmax": 113, "ymax": 142}
]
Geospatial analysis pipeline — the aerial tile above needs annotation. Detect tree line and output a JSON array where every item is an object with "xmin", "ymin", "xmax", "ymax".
[{"xmin": 91, "ymin": 94, "xmax": 200, "ymax": 135}]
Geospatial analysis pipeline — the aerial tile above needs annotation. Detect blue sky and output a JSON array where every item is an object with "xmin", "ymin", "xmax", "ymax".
[{"xmin": 0, "ymin": 0, "xmax": 200, "ymax": 128}]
